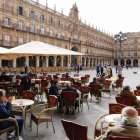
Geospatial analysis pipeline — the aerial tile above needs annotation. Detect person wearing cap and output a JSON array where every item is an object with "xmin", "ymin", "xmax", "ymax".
[{"xmin": 95, "ymin": 106, "xmax": 140, "ymax": 140}]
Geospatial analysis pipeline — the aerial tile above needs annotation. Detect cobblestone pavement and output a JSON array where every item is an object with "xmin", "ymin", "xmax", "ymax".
[{"xmin": 1, "ymin": 67, "xmax": 140, "ymax": 140}]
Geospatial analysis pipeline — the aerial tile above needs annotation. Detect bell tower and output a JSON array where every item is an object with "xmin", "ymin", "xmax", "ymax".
[{"xmin": 69, "ymin": 3, "xmax": 79, "ymax": 21}]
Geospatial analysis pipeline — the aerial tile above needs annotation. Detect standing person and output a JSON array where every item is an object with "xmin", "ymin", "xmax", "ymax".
[
  {"xmin": 24, "ymin": 65, "xmax": 28, "ymax": 74},
  {"xmin": 115, "ymin": 65, "xmax": 118, "ymax": 73},
  {"xmin": 100, "ymin": 65, "xmax": 104, "ymax": 75},
  {"xmin": 117, "ymin": 65, "xmax": 122, "ymax": 76},
  {"xmin": 67, "ymin": 63, "xmax": 71, "ymax": 74},
  {"xmin": 96, "ymin": 65, "xmax": 100, "ymax": 77}
]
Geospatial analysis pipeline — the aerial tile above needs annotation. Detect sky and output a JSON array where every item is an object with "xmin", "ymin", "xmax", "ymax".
[{"xmin": 36, "ymin": 0, "xmax": 140, "ymax": 35}]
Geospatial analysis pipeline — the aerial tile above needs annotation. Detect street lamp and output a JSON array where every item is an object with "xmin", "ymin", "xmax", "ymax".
[{"xmin": 114, "ymin": 31, "xmax": 127, "ymax": 66}]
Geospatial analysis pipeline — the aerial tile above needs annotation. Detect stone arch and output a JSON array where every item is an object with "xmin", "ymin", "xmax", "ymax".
[
  {"xmin": 71, "ymin": 46, "xmax": 79, "ymax": 66},
  {"xmin": 86, "ymin": 58, "xmax": 89, "ymax": 67},
  {"xmin": 93, "ymin": 58, "xmax": 96, "ymax": 66},
  {"xmin": 56, "ymin": 56, "xmax": 61, "ymax": 66},
  {"xmin": 82, "ymin": 57, "xmax": 85, "ymax": 67},
  {"xmin": 90, "ymin": 58, "xmax": 92, "ymax": 67},
  {"xmin": 16, "ymin": 57, "xmax": 25, "ymax": 68},
  {"xmin": 133, "ymin": 59, "xmax": 138, "ymax": 67},
  {"xmin": 63, "ymin": 56, "xmax": 68, "ymax": 66},
  {"xmin": 114, "ymin": 59, "xmax": 118, "ymax": 66},
  {"xmin": 126, "ymin": 59, "xmax": 131, "ymax": 66},
  {"xmin": 29, "ymin": 56, "xmax": 36, "ymax": 67},
  {"xmin": 48, "ymin": 56, "xmax": 54, "ymax": 67}
]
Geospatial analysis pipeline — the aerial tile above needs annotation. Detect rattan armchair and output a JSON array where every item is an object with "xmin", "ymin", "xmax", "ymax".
[
  {"xmin": 0, "ymin": 117, "xmax": 19, "ymax": 140},
  {"xmin": 30, "ymin": 104, "xmax": 55, "ymax": 137}
]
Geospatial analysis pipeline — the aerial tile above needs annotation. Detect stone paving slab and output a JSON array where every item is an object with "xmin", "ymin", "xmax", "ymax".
[{"xmin": 1, "ymin": 67, "xmax": 140, "ymax": 140}]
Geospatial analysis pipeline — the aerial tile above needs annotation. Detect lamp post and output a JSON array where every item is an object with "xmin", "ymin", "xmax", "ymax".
[{"xmin": 114, "ymin": 31, "xmax": 127, "ymax": 66}]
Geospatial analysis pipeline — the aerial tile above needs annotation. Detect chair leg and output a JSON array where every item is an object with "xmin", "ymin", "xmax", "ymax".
[
  {"xmin": 51, "ymin": 122, "xmax": 55, "ymax": 133},
  {"xmin": 86, "ymin": 100, "xmax": 89, "ymax": 110},
  {"xmin": 46, "ymin": 122, "xmax": 48, "ymax": 128},
  {"xmin": 36, "ymin": 125, "xmax": 39, "ymax": 137},
  {"xmin": 30, "ymin": 118, "xmax": 32, "ymax": 131}
]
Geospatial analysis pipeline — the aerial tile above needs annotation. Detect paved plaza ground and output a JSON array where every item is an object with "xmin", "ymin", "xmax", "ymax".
[{"xmin": 1, "ymin": 67, "xmax": 140, "ymax": 140}]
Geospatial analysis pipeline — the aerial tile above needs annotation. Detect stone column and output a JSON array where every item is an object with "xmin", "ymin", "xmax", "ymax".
[
  {"xmin": 36, "ymin": 56, "xmax": 40, "ymax": 67},
  {"xmin": 46, "ymin": 56, "xmax": 48, "ymax": 67},
  {"xmin": 25, "ymin": 56, "xmax": 29, "ymax": 67},
  {"xmin": 61, "ymin": 56, "xmax": 64, "ymax": 67},
  {"xmin": 54, "ymin": 56, "xmax": 57, "ymax": 67},
  {"xmin": 13, "ymin": 59, "xmax": 16, "ymax": 68},
  {"xmin": 84, "ymin": 58, "xmax": 86, "ymax": 67}
]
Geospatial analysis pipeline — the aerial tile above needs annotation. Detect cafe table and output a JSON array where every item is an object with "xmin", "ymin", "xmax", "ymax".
[
  {"xmin": 12, "ymin": 99, "xmax": 34, "ymax": 127},
  {"xmin": 104, "ymin": 114, "xmax": 140, "ymax": 127}
]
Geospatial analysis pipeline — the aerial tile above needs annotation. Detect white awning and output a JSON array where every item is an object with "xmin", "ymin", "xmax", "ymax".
[{"xmin": 5, "ymin": 41, "xmax": 84, "ymax": 56}]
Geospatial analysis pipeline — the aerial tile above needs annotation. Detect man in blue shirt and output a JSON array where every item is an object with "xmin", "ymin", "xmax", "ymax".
[{"xmin": 0, "ymin": 91, "xmax": 23, "ymax": 139}]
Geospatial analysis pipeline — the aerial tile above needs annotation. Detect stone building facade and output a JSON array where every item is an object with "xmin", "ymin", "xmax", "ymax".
[
  {"xmin": 0, "ymin": 0, "xmax": 115, "ymax": 68},
  {"xmin": 114, "ymin": 32, "xmax": 140, "ymax": 67}
]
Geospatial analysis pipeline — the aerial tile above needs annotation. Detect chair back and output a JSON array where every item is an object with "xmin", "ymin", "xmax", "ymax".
[
  {"xmin": 115, "ymin": 79, "xmax": 124, "ymax": 88},
  {"xmin": 48, "ymin": 95, "xmax": 58, "ymax": 107},
  {"xmin": 89, "ymin": 84, "xmax": 100, "ymax": 95},
  {"xmin": 109, "ymin": 103, "xmax": 126, "ymax": 114},
  {"xmin": 115, "ymin": 96, "xmax": 123, "ymax": 104},
  {"xmin": 22, "ymin": 90, "xmax": 36, "ymax": 100},
  {"xmin": 72, "ymin": 122, "xmax": 88, "ymax": 140},
  {"xmin": 134, "ymin": 90, "xmax": 140, "ymax": 96},
  {"xmin": 61, "ymin": 119, "xmax": 73, "ymax": 140},
  {"xmin": 115, "ymin": 96, "xmax": 134, "ymax": 106},
  {"xmin": 61, "ymin": 91, "xmax": 77, "ymax": 106},
  {"xmin": 80, "ymin": 86, "xmax": 90, "ymax": 94},
  {"xmin": 109, "ymin": 135, "xmax": 140, "ymax": 140},
  {"xmin": 61, "ymin": 119, "xmax": 88, "ymax": 140},
  {"xmin": 103, "ymin": 80, "xmax": 111, "ymax": 89}
]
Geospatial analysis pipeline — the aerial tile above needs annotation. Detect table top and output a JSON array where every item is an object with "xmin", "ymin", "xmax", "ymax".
[
  {"xmin": 136, "ymin": 96, "xmax": 140, "ymax": 100},
  {"xmin": 105, "ymin": 114, "xmax": 140, "ymax": 127},
  {"xmin": 12, "ymin": 99, "xmax": 34, "ymax": 106}
]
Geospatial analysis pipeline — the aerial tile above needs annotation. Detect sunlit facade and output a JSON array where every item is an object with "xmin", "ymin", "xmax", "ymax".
[{"xmin": 0, "ymin": 0, "xmax": 115, "ymax": 68}]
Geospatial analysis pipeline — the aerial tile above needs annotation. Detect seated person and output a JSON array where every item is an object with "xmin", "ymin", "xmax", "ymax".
[
  {"xmin": 61, "ymin": 82, "xmax": 79, "ymax": 110},
  {"xmin": 49, "ymin": 80, "xmax": 59, "ymax": 96},
  {"xmin": 0, "ymin": 72, "xmax": 10, "ymax": 82},
  {"xmin": 116, "ymin": 85, "xmax": 140, "ymax": 106},
  {"xmin": 0, "ymin": 91, "xmax": 23, "ymax": 139},
  {"xmin": 95, "ymin": 106, "xmax": 140, "ymax": 140},
  {"xmin": 65, "ymin": 72, "xmax": 70, "ymax": 78},
  {"xmin": 89, "ymin": 77, "xmax": 102, "ymax": 100},
  {"xmin": 20, "ymin": 76, "xmax": 31, "ymax": 90}
]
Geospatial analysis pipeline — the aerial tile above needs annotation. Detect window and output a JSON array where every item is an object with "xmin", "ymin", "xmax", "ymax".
[
  {"xmin": 18, "ymin": 37, "xmax": 23, "ymax": 44},
  {"xmin": 5, "ymin": 35, "xmax": 11, "ymax": 42},
  {"xmin": 134, "ymin": 52, "xmax": 137, "ymax": 57},
  {"xmin": 30, "ymin": 25, "xmax": 35, "ymax": 32},
  {"xmin": 40, "ymin": 27, "xmax": 45, "ymax": 34},
  {"xmin": 30, "ymin": 10, "xmax": 35, "ymax": 19},
  {"xmin": 19, "ymin": 7, "xmax": 23, "ymax": 16},
  {"xmin": 40, "ymin": 15, "xmax": 45, "ymax": 23},
  {"xmin": 4, "ymin": 17, "xmax": 10, "ymax": 26},
  {"xmin": 18, "ymin": 21, "xmax": 23, "ymax": 29},
  {"xmin": 49, "ymin": 17, "xmax": 53, "ymax": 24},
  {"xmin": 127, "ymin": 53, "xmax": 130, "ymax": 57},
  {"xmin": 58, "ymin": 21, "xmax": 61, "ymax": 27}
]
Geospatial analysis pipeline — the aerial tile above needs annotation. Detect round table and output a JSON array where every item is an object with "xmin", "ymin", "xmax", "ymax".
[
  {"xmin": 136, "ymin": 96, "xmax": 140, "ymax": 100},
  {"xmin": 12, "ymin": 99, "xmax": 34, "ymax": 128},
  {"xmin": 104, "ymin": 114, "xmax": 140, "ymax": 127}
]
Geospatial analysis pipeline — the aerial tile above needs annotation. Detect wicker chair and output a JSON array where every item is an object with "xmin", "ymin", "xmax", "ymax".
[
  {"xmin": 0, "ymin": 117, "xmax": 19, "ymax": 140},
  {"xmin": 79, "ymin": 86, "xmax": 90, "ymax": 110},
  {"xmin": 30, "ymin": 104, "xmax": 55, "ymax": 137},
  {"xmin": 102, "ymin": 80, "xmax": 112, "ymax": 96},
  {"xmin": 109, "ymin": 135, "xmax": 140, "ymax": 140}
]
